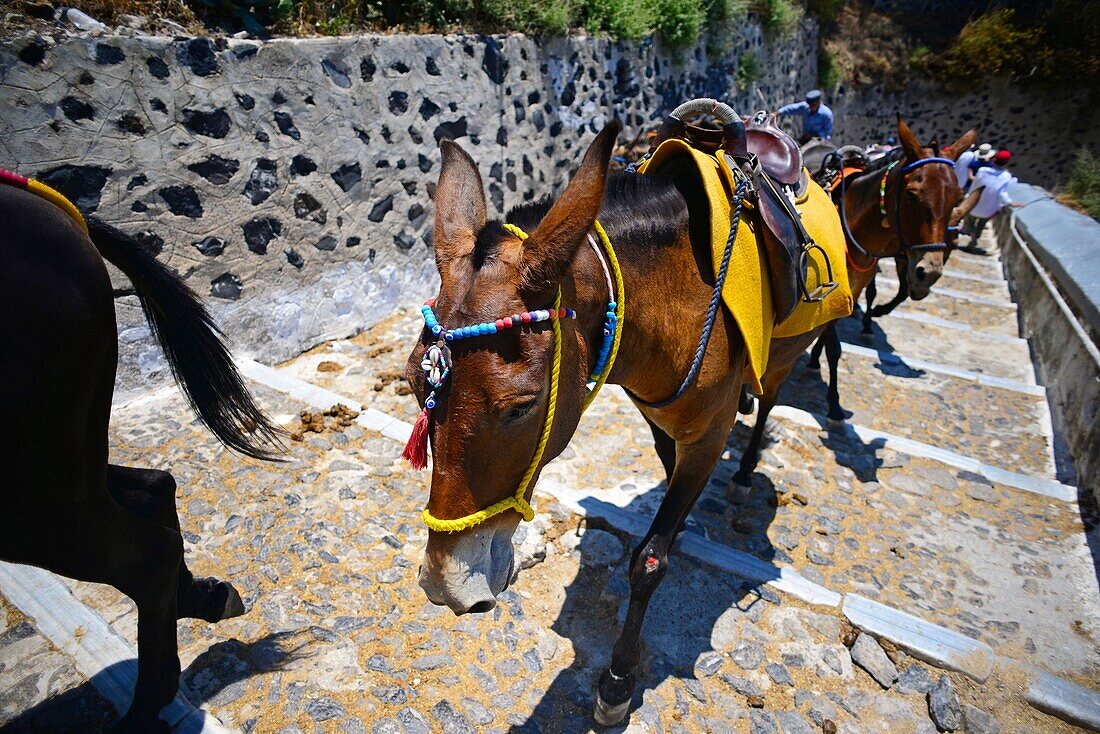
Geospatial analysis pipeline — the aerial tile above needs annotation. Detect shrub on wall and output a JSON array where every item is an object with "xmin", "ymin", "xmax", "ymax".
[
  {"xmin": 1066, "ymin": 148, "xmax": 1100, "ymax": 221},
  {"xmin": 751, "ymin": 0, "xmax": 802, "ymax": 37}
]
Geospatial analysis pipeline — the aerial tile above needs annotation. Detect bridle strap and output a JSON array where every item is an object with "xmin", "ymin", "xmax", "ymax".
[{"xmin": 893, "ymin": 157, "xmax": 957, "ymax": 254}]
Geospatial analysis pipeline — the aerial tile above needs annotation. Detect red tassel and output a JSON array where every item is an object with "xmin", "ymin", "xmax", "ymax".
[{"xmin": 402, "ymin": 408, "xmax": 430, "ymax": 469}]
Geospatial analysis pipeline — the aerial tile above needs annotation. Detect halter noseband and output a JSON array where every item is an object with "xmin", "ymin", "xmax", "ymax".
[{"xmin": 405, "ymin": 221, "xmax": 625, "ymax": 533}]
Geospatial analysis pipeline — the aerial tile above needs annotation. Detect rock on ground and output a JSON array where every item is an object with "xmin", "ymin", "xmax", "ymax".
[
  {"xmin": 850, "ymin": 633, "xmax": 899, "ymax": 689},
  {"xmin": 927, "ymin": 676, "xmax": 963, "ymax": 731}
]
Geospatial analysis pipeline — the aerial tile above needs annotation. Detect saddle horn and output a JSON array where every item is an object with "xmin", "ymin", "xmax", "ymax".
[{"xmin": 654, "ymin": 98, "xmax": 749, "ymax": 159}]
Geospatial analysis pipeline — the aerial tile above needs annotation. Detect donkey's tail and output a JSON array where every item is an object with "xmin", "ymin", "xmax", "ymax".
[{"xmin": 87, "ymin": 217, "xmax": 284, "ymax": 460}]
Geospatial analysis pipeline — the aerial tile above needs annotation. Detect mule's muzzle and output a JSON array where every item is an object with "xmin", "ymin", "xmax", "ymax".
[{"xmin": 417, "ymin": 514, "xmax": 519, "ymax": 615}]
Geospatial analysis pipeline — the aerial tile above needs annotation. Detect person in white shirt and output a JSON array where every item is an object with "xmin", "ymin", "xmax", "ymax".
[
  {"xmin": 956, "ymin": 149, "xmax": 1021, "ymax": 250},
  {"xmin": 955, "ymin": 142, "xmax": 993, "ymax": 190}
]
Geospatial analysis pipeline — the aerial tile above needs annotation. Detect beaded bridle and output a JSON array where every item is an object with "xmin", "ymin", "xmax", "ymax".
[
  {"xmin": 404, "ymin": 221, "xmax": 625, "ymax": 533},
  {"xmin": 834, "ymin": 154, "xmax": 959, "ymax": 272}
]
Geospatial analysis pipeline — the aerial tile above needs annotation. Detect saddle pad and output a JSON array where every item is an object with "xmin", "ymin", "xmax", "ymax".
[
  {"xmin": 636, "ymin": 140, "xmax": 851, "ymax": 391},
  {"xmin": 0, "ymin": 168, "xmax": 88, "ymax": 235}
]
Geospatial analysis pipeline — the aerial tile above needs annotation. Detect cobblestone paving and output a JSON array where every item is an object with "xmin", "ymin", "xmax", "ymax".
[{"xmin": 1, "ymin": 237, "xmax": 1097, "ymax": 733}]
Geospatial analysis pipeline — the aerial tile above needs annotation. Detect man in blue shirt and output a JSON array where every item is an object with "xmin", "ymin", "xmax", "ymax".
[{"xmin": 778, "ymin": 89, "xmax": 834, "ymax": 143}]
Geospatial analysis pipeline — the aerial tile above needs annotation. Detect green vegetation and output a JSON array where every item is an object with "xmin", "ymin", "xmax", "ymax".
[
  {"xmin": 735, "ymin": 49, "xmax": 760, "ymax": 88},
  {"xmin": 751, "ymin": 0, "xmax": 801, "ymax": 37},
  {"xmin": 817, "ymin": 46, "xmax": 839, "ymax": 89},
  {"xmin": 1064, "ymin": 148, "xmax": 1100, "ymax": 221}
]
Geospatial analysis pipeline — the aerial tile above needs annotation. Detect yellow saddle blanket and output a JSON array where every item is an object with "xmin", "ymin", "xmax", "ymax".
[{"xmin": 636, "ymin": 140, "xmax": 852, "ymax": 392}]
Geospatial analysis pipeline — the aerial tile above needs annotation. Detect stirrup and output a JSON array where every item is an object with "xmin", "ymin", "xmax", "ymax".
[{"xmin": 799, "ymin": 241, "xmax": 839, "ymax": 303}]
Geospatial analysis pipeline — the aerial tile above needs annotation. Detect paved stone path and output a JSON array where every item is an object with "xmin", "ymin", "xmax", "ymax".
[{"xmin": 2, "ymin": 231, "xmax": 1098, "ymax": 733}]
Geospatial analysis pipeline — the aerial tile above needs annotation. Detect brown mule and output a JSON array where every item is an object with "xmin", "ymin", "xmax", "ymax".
[
  {"xmin": 0, "ymin": 183, "xmax": 282, "ymax": 732},
  {"xmin": 732, "ymin": 120, "xmax": 976, "ymax": 494},
  {"xmin": 406, "ymin": 121, "xmax": 758, "ymax": 724}
]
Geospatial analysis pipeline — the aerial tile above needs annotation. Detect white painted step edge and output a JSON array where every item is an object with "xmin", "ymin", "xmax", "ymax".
[
  {"xmin": 843, "ymin": 593, "xmax": 994, "ymax": 682},
  {"xmin": 768, "ymin": 404, "xmax": 1076, "ymax": 502},
  {"xmin": 0, "ymin": 562, "xmax": 234, "ymax": 734},
  {"xmin": 875, "ymin": 276, "xmax": 1016, "ymax": 310}
]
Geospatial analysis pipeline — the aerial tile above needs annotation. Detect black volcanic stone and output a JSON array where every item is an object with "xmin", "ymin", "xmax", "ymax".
[
  {"xmin": 394, "ymin": 231, "xmax": 416, "ymax": 250},
  {"xmin": 150, "ymin": 98, "xmax": 167, "ymax": 113},
  {"xmin": 159, "ymin": 185, "xmax": 203, "ymax": 218},
  {"xmin": 368, "ymin": 195, "xmax": 393, "ymax": 222},
  {"xmin": 116, "ymin": 112, "xmax": 146, "ymax": 135},
  {"xmin": 514, "ymin": 100, "xmax": 525, "ymax": 123},
  {"xmin": 407, "ymin": 126, "xmax": 423, "ymax": 145},
  {"xmin": 381, "ymin": 125, "xmax": 393, "ymax": 143},
  {"xmin": 330, "ymin": 163, "xmax": 361, "ymax": 192},
  {"xmin": 506, "ymin": 171, "xmax": 516, "ymax": 191},
  {"xmin": 183, "ymin": 108, "xmax": 230, "ymax": 139},
  {"xmin": 235, "ymin": 93, "xmax": 255, "ymax": 110},
  {"xmin": 19, "ymin": 38, "xmax": 47, "ymax": 66},
  {"xmin": 322, "ymin": 58, "xmax": 351, "ymax": 88},
  {"xmin": 291, "ymin": 155, "xmax": 317, "ymax": 176},
  {"xmin": 127, "ymin": 174, "xmax": 147, "ymax": 190},
  {"xmin": 481, "ymin": 36, "xmax": 508, "ymax": 83},
  {"xmin": 145, "ymin": 56, "xmax": 168, "ymax": 78},
  {"xmin": 285, "ymin": 248, "xmax": 304, "ymax": 268},
  {"xmin": 417, "ymin": 154, "xmax": 433, "ymax": 173},
  {"xmin": 614, "ymin": 58, "xmax": 637, "ymax": 96},
  {"xmin": 37, "ymin": 165, "xmax": 111, "ymax": 212},
  {"xmin": 419, "ymin": 98, "xmax": 441, "ymax": 121},
  {"xmin": 243, "ymin": 159, "xmax": 278, "ymax": 205},
  {"xmin": 95, "ymin": 43, "xmax": 124, "ymax": 65},
  {"xmin": 433, "ymin": 117, "xmax": 467, "ymax": 143},
  {"xmin": 78, "ymin": 70, "xmax": 94, "ymax": 84},
  {"xmin": 210, "ymin": 273, "xmax": 242, "ymax": 300},
  {"xmin": 133, "ymin": 230, "xmax": 164, "ymax": 256},
  {"xmin": 293, "ymin": 192, "xmax": 326, "ymax": 223},
  {"xmin": 346, "ymin": 236, "xmax": 361, "ymax": 248},
  {"xmin": 489, "ymin": 162, "xmax": 502, "ymax": 181},
  {"xmin": 271, "ymin": 91, "xmax": 287, "ymax": 104},
  {"xmin": 360, "ymin": 56, "xmax": 376, "ymax": 82},
  {"xmin": 408, "ymin": 203, "xmax": 424, "ymax": 222},
  {"xmin": 402, "ymin": 181, "xmax": 417, "ymax": 195},
  {"xmin": 313, "ymin": 236, "xmax": 337, "ymax": 251},
  {"xmin": 242, "ymin": 217, "xmax": 281, "ymax": 254},
  {"xmin": 255, "ymin": 131, "xmax": 269, "ymax": 143},
  {"xmin": 560, "ymin": 82, "xmax": 575, "ymax": 106},
  {"xmin": 489, "ymin": 182, "xmax": 503, "ymax": 212},
  {"xmin": 388, "ymin": 91, "xmax": 409, "ymax": 115},
  {"xmin": 354, "ymin": 127, "xmax": 370, "ymax": 146},
  {"xmin": 187, "ymin": 155, "xmax": 239, "ymax": 185},
  {"xmin": 176, "ymin": 38, "xmax": 218, "ymax": 76},
  {"xmin": 60, "ymin": 96, "xmax": 94, "ymax": 121},
  {"xmin": 194, "ymin": 236, "xmax": 225, "ymax": 256},
  {"xmin": 425, "ymin": 56, "xmax": 440, "ymax": 75},
  {"xmin": 532, "ymin": 110, "xmax": 545, "ymax": 131},
  {"xmin": 274, "ymin": 111, "xmax": 301, "ymax": 140},
  {"xmin": 549, "ymin": 121, "xmax": 563, "ymax": 137},
  {"xmin": 131, "ymin": 201, "xmax": 147, "ymax": 212},
  {"xmin": 391, "ymin": 60, "xmax": 409, "ymax": 73},
  {"xmin": 522, "ymin": 155, "xmax": 532, "ymax": 175},
  {"xmin": 233, "ymin": 44, "xmax": 258, "ymax": 60},
  {"xmin": 496, "ymin": 127, "xmax": 507, "ymax": 145},
  {"xmin": 527, "ymin": 91, "xmax": 540, "ymax": 104}
]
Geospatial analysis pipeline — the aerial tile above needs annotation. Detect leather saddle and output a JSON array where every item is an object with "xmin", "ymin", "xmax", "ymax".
[{"xmin": 651, "ymin": 110, "xmax": 834, "ymax": 325}]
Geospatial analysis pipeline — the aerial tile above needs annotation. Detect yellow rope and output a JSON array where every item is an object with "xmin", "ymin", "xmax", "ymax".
[
  {"xmin": 26, "ymin": 179, "xmax": 88, "ymax": 235},
  {"xmin": 422, "ymin": 220, "xmax": 623, "ymax": 532}
]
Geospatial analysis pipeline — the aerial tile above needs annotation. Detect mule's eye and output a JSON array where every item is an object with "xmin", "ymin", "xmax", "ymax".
[{"xmin": 505, "ymin": 399, "xmax": 539, "ymax": 423}]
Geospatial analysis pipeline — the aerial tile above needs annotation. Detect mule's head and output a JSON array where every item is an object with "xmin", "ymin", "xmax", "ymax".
[
  {"xmin": 407, "ymin": 122, "xmax": 620, "ymax": 614},
  {"xmin": 895, "ymin": 119, "xmax": 976, "ymax": 299}
]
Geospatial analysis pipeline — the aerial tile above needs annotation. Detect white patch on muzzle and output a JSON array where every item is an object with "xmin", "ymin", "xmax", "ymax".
[{"xmin": 418, "ymin": 515, "xmax": 519, "ymax": 615}]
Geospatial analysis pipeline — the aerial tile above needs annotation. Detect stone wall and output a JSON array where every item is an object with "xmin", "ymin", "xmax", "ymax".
[
  {"xmin": 0, "ymin": 25, "xmax": 816, "ymax": 399},
  {"xmin": 827, "ymin": 78, "xmax": 1097, "ymax": 189}
]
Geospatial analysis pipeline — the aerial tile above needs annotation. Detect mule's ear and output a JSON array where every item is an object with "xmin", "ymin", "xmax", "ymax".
[
  {"xmin": 897, "ymin": 118, "xmax": 925, "ymax": 162},
  {"xmin": 520, "ymin": 120, "xmax": 621, "ymax": 293},
  {"xmin": 945, "ymin": 128, "xmax": 978, "ymax": 162},
  {"xmin": 433, "ymin": 140, "xmax": 487, "ymax": 268}
]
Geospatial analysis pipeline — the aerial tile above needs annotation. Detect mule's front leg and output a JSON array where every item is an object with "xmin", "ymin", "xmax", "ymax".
[
  {"xmin": 822, "ymin": 323, "xmax": 846, "ymax": 427},
  {"xmin": 860, "ymin": 274, "xmax": 878, "ymax": 342},
  {"xmin": 595, "ymin": 433, "xmax": 729, "ymax": 725}
]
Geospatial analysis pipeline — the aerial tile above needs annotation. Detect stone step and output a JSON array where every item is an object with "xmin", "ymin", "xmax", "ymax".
[
  {"xmin": 834, "ymin": 314, "xmax": 1035, "ymax": 385},
  {"xmin": 877, "ymin": 261, "xmax": 1011, "ymax": 302}
]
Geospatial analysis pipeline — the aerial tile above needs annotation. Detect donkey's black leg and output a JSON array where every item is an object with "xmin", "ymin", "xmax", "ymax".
[
  {"xmin": 869, "ymin": 259, "xmax": 910, "ymax": 318},
  {"xmin": 731, "ymin": 388, "xmax": 782, "ymax": 501},
  {"xmin": 643, "ymin": 415, "xmax": 676, "ymax": 482},
  {"xmin": 737, "ymin": 385, "xmax": 755, "ymax": 415},
  {"xmin": 861, "ymin": 274, "xmax": 878, "ymax": 343},
  {"xmin": 595, "ymin": 427, "xmax": 732, "ymax": 725},
  {"xmin": 806, "ymin": 332, "xmax": 826, "ymax": 372},
  {"xmin": 823, "ymin": 323, "xmax": 846, "ymax": 426},
  {"xmin": 107, "ymin": 465, "xmax": 245, "ymax": 622}
]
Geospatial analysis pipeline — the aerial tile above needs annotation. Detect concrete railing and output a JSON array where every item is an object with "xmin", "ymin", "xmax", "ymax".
[{"xmin": 994, "ymin": 183, "xmax": 1099, "ymax": 494}]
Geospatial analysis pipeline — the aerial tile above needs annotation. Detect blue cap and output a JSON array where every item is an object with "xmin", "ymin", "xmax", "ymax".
[{"xmin": 806, "ymin": 89, "xmax": 822, "ymax": 101}]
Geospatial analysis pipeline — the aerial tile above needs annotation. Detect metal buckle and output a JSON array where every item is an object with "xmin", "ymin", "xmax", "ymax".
[{"xmin": 799, "ymin": 241, "xmax": 839, "ymax": 303}]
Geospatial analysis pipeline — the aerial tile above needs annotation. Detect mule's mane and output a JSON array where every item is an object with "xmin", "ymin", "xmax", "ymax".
[{"xmin": 470, "ymin": 173, "xmax": 688, "ymax": 269}]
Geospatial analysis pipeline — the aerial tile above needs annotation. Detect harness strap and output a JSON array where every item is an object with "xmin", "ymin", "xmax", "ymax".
[{"xmin": 0, "ymin": 168, "xmax": 89, "ymax": 235}]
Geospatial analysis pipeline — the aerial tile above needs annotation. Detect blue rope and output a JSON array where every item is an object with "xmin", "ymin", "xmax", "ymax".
[{"xmin": 633, "ymin": 178, "xmax": 748, "ymax": 409}]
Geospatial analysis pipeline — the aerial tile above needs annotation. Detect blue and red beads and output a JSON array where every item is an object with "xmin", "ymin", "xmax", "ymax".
[{"xmin": 421, "ymin": 302, "xmax": 576, "ymax": 343}]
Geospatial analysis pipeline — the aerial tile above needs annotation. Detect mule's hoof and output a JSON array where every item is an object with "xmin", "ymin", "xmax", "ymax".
[
  {"xmin": 180, "ymin": 578, "xmax": 247, "ymax": 622},
  {"xmin": 805, "ymin": 362, "xmax": 821, "ymax": 373},
  {"xmin": 729, "ymin": 480, "xmax": 752, "ymax": 504},
  {"xmin": 858, "ymin": 332, "xmax": 874, "ymax": 345},
  {"xmin": 594, "ymin": 691, "xmax": 631, "ymax": 727},
  {"xmin": 826, "ymin": 417, "xmax": 846, "ymax": 431}
]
